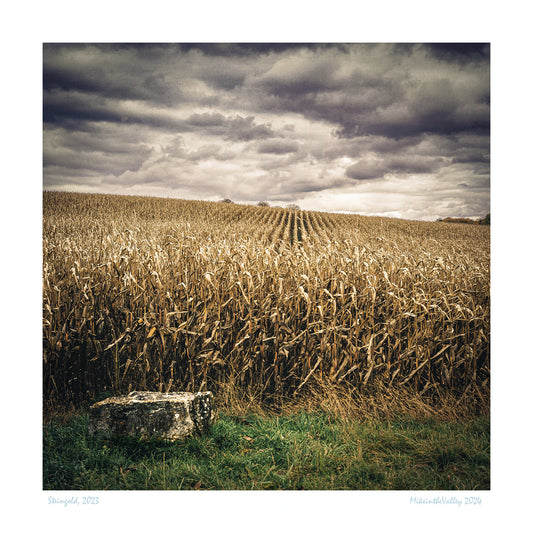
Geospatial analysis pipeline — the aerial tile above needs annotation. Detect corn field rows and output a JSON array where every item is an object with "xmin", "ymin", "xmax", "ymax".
[{"xmin": 43, "ymin": 192, "xmax": 490, "ymax": 409}]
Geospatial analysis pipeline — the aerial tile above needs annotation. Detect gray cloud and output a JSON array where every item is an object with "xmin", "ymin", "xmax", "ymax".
[
  {"xmin": 256, "ymin": 139, "xmax": 300, "ymax": 154},
  {"xmin": 183, "ymin": 113, "xmax": 275, "ymax": 141},
  {"xmin": 44, "ymin": 88, "xmax": 188, "ymax": 131},
  {"xmin": 183, "ymin": 144, "xmax": 236, "ymax": 162},
  {"xmin": 346, "ymin": 160, "xmax": 387, "ymax": 181},
  {"xmin": 43, "ymin": 43, "xmax": 490, "ymax": 221},
  {"xmin": 223, "ymin": 116, "xmax": 275, "ymax": 141},
  {"xmin": 452, "ymin": 153, "xmax": 490, "ymax": 164},
  {"xmin": 245, "ymin": 44, "xmax": 489, "ymax": 140},
  {"xmin": 43, "ymin": 123, "xmax": 154, "ymax": 179},
  {"xmin": 345, "ymin": 152, "xmax": 447, "ymax": 181},
  {"xmin": 186, "ymin": 112, "xmax": 226, "ymax": 127}
]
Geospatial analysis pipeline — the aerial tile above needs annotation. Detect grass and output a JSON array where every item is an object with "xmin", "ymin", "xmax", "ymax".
[{"xmin": 43, "ymin": 410, "xmax": 489, "ymax": 491}]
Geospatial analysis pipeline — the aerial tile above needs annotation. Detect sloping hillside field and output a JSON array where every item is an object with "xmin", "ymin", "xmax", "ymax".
[{"xmin": 43, "ymin": 192, "xmax": 490, "ymax": 416}]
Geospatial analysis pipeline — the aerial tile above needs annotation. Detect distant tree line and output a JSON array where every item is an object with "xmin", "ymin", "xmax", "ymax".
[{"xmin": 437, "ymin": 214, "xmax": 490, "ymax": 225}]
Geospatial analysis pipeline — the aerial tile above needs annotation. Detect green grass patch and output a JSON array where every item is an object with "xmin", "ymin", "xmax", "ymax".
[{"xmin": 43, "ymin": 412, "xmax": 489, "ymax": 490}]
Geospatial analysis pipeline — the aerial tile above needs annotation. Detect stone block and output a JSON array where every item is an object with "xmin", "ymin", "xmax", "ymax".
[{"xmin": 89, "ymin": 391, "xmax": 214, "ymax": 441}]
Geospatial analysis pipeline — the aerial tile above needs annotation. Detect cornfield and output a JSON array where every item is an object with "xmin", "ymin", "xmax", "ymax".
[{"xmin": 43, "ymin": 192, "xmax": 490, "ymax": 412}]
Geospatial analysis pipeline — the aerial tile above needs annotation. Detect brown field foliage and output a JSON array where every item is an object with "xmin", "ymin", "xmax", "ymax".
[{"xmin": 43, "ymin": 192, "xmax": 490, "ymax": 416}]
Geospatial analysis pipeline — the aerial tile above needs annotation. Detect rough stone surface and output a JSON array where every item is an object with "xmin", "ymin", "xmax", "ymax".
[{"xmin": 89, "ymin": 391, "xmax": 214, "ymax": 441}]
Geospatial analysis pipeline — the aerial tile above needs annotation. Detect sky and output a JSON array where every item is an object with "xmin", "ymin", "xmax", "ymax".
[{"xmin": 43, "ymin": 43, "xmax": 490, "ymax": 221}]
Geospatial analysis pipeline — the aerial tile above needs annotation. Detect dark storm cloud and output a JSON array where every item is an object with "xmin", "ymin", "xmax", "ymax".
[
  {"xmin": 331, "ymin": 90, "xmax": 489, "ymax": 140},
  {"xmin": 43, "ymin": 89, "xmax": 187, "ymax": 131},
  {"xmin": 388, "ymin": 156, "xmax": 444, "ymax": 174},
  {"xmin": 451, "ymin": 153, "xmax": 490, "ymax": 164},
  {"xmin": 249, "ymin": 43, "xmax": 489, "ymax": 140},
  {"xmin": 46, "ymin": 124, "xmax": 151, "ymax": 155},
  {"xmin": 224, "ymin": 117, "xmax": 274, "ymax": 142},
  {"xmin": 318, "ymin": 135, "xmax": 426, "ymax": 161},
  {"xmin": 43, "ymin": 43, "xmax": 489, "ymax": 220},
  {"xmin": 198, "ymin": 69, "xmax": 247, "ymax": 91},
  {"xmin": 426, "ymin": 43, "xmax": 490, "ymax": 63},
  {"xmin": 345, "ymin": 155, "xmax": 446, "ymax": 181},
  {"xmin": 317, "ymin": 131, "xmax": 489, "ymax": 184},
  {"xmin": 44, "ymin": 85, "xmax": 276, "ymax": 141},
  {"xmin": 185, "ymin": 113, "xmax": 275, "ymax": 141},
  {"xmin": 44, "ymin": 44, "xmax": 184, "ymax": 106},
  {"xmin": 44, "ymin": 138, "xmax": 152, "ymax": 176},
  {"xmin": 256, "ymin": 139, "xmax": 300, "ymax": 154},
  {"xmin": 176, "ymin": 43, "xmax": 339, "ymax": 57},
  {"xmin": 44, "ymin": 43, "xmax": 489, "ymax": 140},
  {"xmin": 185, "ymin": 112, "xmax": 226, "ymax": 127},
  {"xmin": 43, "ymin": 121, "xmax": 155, "ymax": 181},
  {"xmin": 345, "ymin": 160, "xmax": 386, "ymax": 180}
]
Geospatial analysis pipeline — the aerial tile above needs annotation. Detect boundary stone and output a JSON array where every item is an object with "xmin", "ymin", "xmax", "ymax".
[{"xmin": 89, "ymin": 391, "xmax": 213, "ymax": 441}]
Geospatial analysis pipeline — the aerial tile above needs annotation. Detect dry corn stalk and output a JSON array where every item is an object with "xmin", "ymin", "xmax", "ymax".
[{"xmin": 43, "ymin": 192, "xmax": 490, "ymax": 410}]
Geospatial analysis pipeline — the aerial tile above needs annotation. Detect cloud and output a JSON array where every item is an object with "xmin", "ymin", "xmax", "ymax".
[
  {"xmin": 451, "ymin": 153, "xmax": 490, "ymax": 164},
  {"xmin": 345, "ymin": 153, "xmax": 446, "ymax": 181},
  {"xmin": 42, "ymin": 43, "xmax": 490, "ymax": 220},
  {"xmin": 425, "ymin": 43, "xmax": 490, "ymax": 64},
  {"xmin": 43, "ymin": 123, "xmax": 154, "ymax": 179},
  {"xmin": 43, "ymin": 45, "xmax": 185, "ymax": 106},
  {"xmin": 183, "ymin": 113, "xmax": 275, "ymax": 141},
  {"xmin": 301, "ymin": 172, "xmax": 489, "ymax": 221},
  {"xmin": 182, "ymin": 144, "xmax": 236, "ymax": 162},
  {"xmin": 256, "ymin": 139, "xmax": 300, "ymax": 154},
  {"xmin": 247, "ymin": 44, "xmax": 489, "ymax": 139},
  {"xmin": 185, "ymin": 112, "xmax": 226, "ymax": 127},
  {"xmin": 224, "ymin": 116, "xmax": 275, "ymax": 141},
  {"xmin": 253, "ymin": 49, "xmax": 340, "ymax": 96},
  {"xmin": 345, "ymin": 160, "xmax": 387, "ymax": 181},
  {"xmin": 45, "ymin": 43, "xmax": 490, "ymax": 140},
  {"xmin": 43, "ymin": 89, "xmax": 189, "ymax": 131}
]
